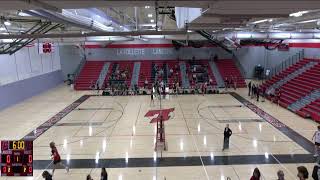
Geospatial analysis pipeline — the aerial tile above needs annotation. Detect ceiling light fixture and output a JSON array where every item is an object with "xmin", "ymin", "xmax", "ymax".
[
  {"xmin": 150, "ymin": 19, "xmax": 155, "ymax": 23},
  {"xmin": 148, "ymin": 14, "xmax": 153, "ymax": 18},
  {"xmin": 145, "ymin": 6, "xmax": 150, "ymax": 9},
  {"xmin": 0, "ymin": 27, "xmax": 5, "ymax": 31},
  {"xmin": 252, "ymin": 19, "xmax": 270, "ymax": 24},
  {"xmin": 18, "ymin": 11, "xmax": 31, "ymax": 17},
  {"xmin": 297, "ymin": 19, "xmax": 318, "ymax": 24},
  {"xmin": 289, "ymin": 11, "xmax": 309, "ymax": 17},
  {"xmin": 4, "ymin": 21, "xmax": 11, "ymax": 26}
]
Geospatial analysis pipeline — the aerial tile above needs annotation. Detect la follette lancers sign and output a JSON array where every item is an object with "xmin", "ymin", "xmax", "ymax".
[{"xmin": 145, "ymin": 108, "xmax": 175, "ymax": 123}]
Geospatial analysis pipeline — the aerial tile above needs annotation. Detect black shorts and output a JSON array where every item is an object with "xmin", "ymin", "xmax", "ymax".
[
  {"xmin": 315, "ymin": 142, "xmax": 320, "ymax": 146},
  {"xmin": 53, "ymin": 159, "xmax": 61, "ymax": 164}
]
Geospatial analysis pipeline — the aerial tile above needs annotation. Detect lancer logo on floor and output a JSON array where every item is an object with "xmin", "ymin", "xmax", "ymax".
[{"xmin": 144, "ymin": 108, "xmax": 175, "ymax": 123}]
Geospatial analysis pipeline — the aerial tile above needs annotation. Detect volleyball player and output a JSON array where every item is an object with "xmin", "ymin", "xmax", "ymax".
[{"xmin": 49, "ymin": 142, "xmax": 69, "ymax": 175}]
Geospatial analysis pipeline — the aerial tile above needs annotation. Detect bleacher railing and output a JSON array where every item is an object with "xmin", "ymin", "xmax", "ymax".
[
  {"xmin": 269, "ymin": 49, "xmax": 304, "ymax": 78},
  {"xmin": 232, "ymin": 54, "xmax": 247, "ymax": 78},
  {"xmin": 73, "ymin": 56, "xmax": 86, "ymax": 82}
]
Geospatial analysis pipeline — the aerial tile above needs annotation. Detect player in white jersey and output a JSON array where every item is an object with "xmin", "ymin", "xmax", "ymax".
[{"xmin": 312, "ymin": 126, "xmax": 320, "ymax": 157}]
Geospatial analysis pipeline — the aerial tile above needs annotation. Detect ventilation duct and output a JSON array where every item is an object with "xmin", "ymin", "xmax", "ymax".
[{"xmin": 25, "ymin": 9, "xmax": 114, "ymax": 32}]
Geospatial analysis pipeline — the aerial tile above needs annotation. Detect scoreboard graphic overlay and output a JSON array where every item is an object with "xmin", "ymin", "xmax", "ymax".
[{"xmin": 0, "ymin": 140, "xmax": 33, "ymax": 176}]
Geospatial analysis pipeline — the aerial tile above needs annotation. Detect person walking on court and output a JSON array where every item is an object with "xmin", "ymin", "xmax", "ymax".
[
  {"xmin": 101, "ymin": 168, "xmax": 108, "ymax": 180},
  {"xmin": 312, "ymin": 126, "xmax": 320, "ymax": 157},
  {"xmin": 248, "ymin": 81, "xmax": 252, "ymax": 96},
  {"xmin": 256, "ymin": 85, "xmax": 260, "ymax": 102},
  {"xmin": 222, "ymin": 124, "xmax": 232, "ymax": 151},
  {"xmin": 49, "ymin": 141, "xmax": 69, "ymax": 176}
]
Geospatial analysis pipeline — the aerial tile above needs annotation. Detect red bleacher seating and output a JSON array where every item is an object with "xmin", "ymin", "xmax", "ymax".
[
  {"xmin": 261, "ymin": 59, "xmax": 310, "ymax": 90},
  {"xmin": 138, "ymin": 61, "xmax": 152, "ymax": 88},
  {"xmin": 74, "ymin": 61, "xmax": 105, "ymax": 90},
  {"xmin": 166, "ymin": 61, "xmax": 181, "ymax": 88},
  {"xmin": 278, "ymin": 63, "xmax": 320, "ymax": 108},
  {"xmin": 298, "ymin": 98, "xmax": 320, "ymax": 122},
  {"xmin": 215, "ymin": 59, "xmax": 246, "ymax": 87},
  {"xmin": 74, "ymin": 59, "xmax": 246, "ymax": 90}
]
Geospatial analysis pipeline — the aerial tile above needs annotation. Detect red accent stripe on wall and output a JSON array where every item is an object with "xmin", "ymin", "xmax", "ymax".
[
  {"xmin": 288, "ymin": 43, "xmax": 320, "ymax": 48},
  {"xmin": 84, "ymin": 43, "xmax": 320, "ymax": 49}
]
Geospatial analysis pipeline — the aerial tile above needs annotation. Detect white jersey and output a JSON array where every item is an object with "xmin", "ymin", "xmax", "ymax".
[{"xmin": 315, "ymin": 131, "xmax": 320, "ymax": 143}]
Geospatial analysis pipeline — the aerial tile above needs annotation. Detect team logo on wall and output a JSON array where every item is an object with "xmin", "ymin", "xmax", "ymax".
[{"xmin": 145, "ymin": 108, "xmax": 175, "ymax": 123}]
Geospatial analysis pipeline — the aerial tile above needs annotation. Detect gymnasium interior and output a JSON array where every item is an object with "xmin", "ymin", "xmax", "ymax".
[{"xmin": 0, "ymin": 0, "xmax": 320, "ymax": 179}]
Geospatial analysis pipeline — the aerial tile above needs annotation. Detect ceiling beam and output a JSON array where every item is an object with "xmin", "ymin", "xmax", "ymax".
[
  {"xmin": 202, "ymin": 13, "xmax": 289, "ymax": 19},
  {"xmin": 188, "ymin": 23, "xmax": 243, "ymax": 28},
  {"xmin": 0, "ymin": 30, "xmax": 188, "ymax": 39},
  {"xmin": 20, "ymin": 0, "xmax": 61, "ymax": 12}
]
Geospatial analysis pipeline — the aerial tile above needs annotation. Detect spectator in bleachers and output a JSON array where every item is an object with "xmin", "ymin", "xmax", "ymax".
[
  {"xmin": 134, "ymin": 84, "xmax": 139, "ymax": 95},
  {"xmin": 175, "ymin": 81, "xmax": 179, "ymax": 95},
  {"xmin": 297, "ymin": 166, "xmax": 309, "ymax": 180},
  {"xmin": 250, "ymin": 167, "xmax": 261, "ymax": 180},
  {"xmin": 224, "ymin": 77, "xmax": 229, "ymax": 91},
  {"xmin": 144, "ymin": 78, "xmax": 149, "ymax": 89},
  {"xmin": 209, "ymin": 77, "xmax": 213, "ymax": 86}
]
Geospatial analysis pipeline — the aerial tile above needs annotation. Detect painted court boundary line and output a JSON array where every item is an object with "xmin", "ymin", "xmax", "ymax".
[
  {"xmin": 33, "ymin": 154, "xmax": 314, "ymax": 169},
  {"xmin": 229, "ymin": 92, "xmax": 314, "ymax": 153},
  {"xmin": 22, "ymin": 95, "xmax": 90, "ymax": 141}
]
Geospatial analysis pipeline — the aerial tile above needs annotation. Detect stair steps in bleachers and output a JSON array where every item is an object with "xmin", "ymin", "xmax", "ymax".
[
  {"xmin": 209, "ymin": 61, "xmax": 225, "ymax": 87},
  {"xmin": 97, "ymin": 62, "xmax": 110, "ymax": 89},
  {"xmin": 215, "ymin": 59, "xmax": 246, "ymax": 87},
  {"xmin": 179, "ymin": 62, "xmax": 190, "ymax": 88},
  {"xmin": 74, "ymin": 61, "xmax": 105, "ymax": 90},
  {"xmin": 289, "ymin": 89, "xmax": 320, "ymax": 112},
  {"xmin": 266, "ymin": 61, "xmax": 318, "ymax": 92},
  {"xmin": 131, "ymin": 62, "xmax": 141, "ymax": 88}
]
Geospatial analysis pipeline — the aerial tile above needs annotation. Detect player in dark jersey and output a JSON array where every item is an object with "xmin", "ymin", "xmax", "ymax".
[{"xmin": 49, "ymin": 142, "xmax": 69, "ymax": 176}]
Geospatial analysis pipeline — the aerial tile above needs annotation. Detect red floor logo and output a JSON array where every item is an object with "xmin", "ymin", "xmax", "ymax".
[{"xmin": 145, "ymin": 108, "xmax": 175, "ymax": 123}]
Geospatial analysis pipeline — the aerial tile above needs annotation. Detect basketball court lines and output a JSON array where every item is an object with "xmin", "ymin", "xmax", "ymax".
[
  {"xmin": 217, "ymin": 119, "xmax": 265, "ymax": 123},
  {"xmin": 56, "ymin": 122, "xmax": 104, "ymax": 126}
]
